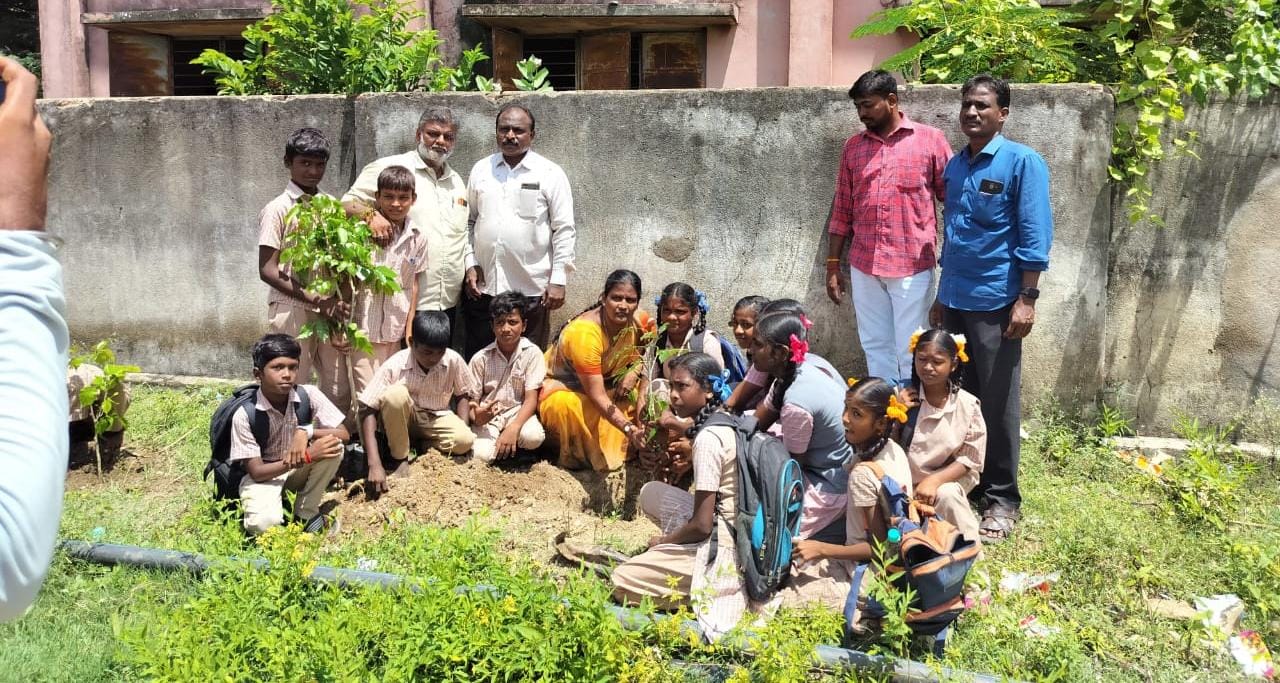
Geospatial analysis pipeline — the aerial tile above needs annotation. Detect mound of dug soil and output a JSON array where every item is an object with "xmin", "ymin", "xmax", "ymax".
[{"xmin": 340, "ymin": 455, "xmax": 659, "ymax": 562}]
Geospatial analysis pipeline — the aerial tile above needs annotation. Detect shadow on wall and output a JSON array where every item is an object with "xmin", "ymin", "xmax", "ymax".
[{"xmin": 1106, "ymin": 95, "xmax": 1280, "ymax": 426}]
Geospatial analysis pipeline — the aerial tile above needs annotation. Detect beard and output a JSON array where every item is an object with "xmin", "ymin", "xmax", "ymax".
[{"xmin": 418, "ymin": 140, "xmax": 450, "ymax": 167}]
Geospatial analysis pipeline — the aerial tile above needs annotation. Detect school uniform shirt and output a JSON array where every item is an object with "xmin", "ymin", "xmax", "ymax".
[
  {"xmin": 358, "ymin": 348, "xmax": 480, "ymax": 413},
  {"xmin": 258, "ymin": 181, "xmax": 330, "ymax": 311},
  {"xmin": 468, "ymin": 337, "xmax": 546, "ymax": 413},
  {"xmin": 463, "ymin": 151, "xmax": 576, "ymax": 297},
  {"xmin": 227, "ymin": 385, "xmax": 346, "ymax": 463},
  {"xmin": 846, "ymin": 440, "xmax": 914, "ymax": 545},
  {"xmin": 938, "ymin": 134, "xmax": 1053, "ymax": 311},
  {"xmin": 907, "ymin": 388, "xmax": 986, "ymax": 488},
  {"xmin": 343, "ymin": 152, "xmax": 469, "ymax": 311},
  {"xmin": 827, "ymin": 114, "xmax": 952, "ymax": 278},
  {"xmin": 353, "ymin": 218, "xmax": 429, "ymax": 345}
]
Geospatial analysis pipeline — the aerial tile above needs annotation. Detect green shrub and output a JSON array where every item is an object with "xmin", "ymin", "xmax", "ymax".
[
  {"xmin": 192, "ymin": 0, "xmax": 496, "ymax": 95},
  {"xmin": 121, "ymin": 523, "xmax": 654, "ymax": 681}
]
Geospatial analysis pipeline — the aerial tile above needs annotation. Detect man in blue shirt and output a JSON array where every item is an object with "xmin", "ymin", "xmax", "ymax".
[{"xmin": 929, "ymin": 74, "xmax": 1053, "ymax": 544}]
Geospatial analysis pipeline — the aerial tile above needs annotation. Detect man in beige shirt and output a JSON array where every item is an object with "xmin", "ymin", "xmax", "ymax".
[{"xmin": 342, "ymin": 107, "xmax": 470, "ymax": 317}]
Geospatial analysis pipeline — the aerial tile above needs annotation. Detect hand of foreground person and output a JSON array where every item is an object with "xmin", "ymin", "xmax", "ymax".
[
  {"xmin": 366, "ymin": 463, "xmax": 388, "ymax": 494},
  {"xmin": 928, "ymin": 300, "xmax": 944, "ymax": 328},
  {"xmin": 543, "ymin": 284, "xmax": 565, "ymax": 311},
  {"xmin": 1004, "ymin": 298, "xmax": 1036, "ymax": 339},
  {"xmin": 792, "ymin": 539, "xmax": 826, "ymax": 564},
  {"xmin": 465, "ymin": 266, "xmax": 485, "ymax": 299},
  {"xmin": 825, "ymin": 270, "xmax": 845, "ymax": 305},
  {"xmin": 0, "ymin": 57, "xmax": 51, "ymax": 231},
  {"xmin": 494, "ymin": 424, "xmax": 519, "ymax": 459},
  {"xmin": 472, "ymin": 399, "xmax": 496, "ymax": 426},
  {"xmin": 310, "ymin": 434, "xmax": 344, "ymax": 460},
  {"xmin": 285, "ymin": 430, "xmax": 309, "ymax": 468},
  {"xmin": 366, "ymin": 210, "xmax": 393, "ymax": 246}
]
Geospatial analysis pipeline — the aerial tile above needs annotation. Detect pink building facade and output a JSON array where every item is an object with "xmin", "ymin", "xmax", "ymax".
[{"xmin": 40, "ymin": 0, "xmax": 913, "ymax": 97}]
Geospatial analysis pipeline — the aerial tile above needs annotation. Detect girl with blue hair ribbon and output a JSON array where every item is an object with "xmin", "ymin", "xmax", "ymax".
[{"xmin": 611, "ymin": 352, "xmax": 753, "ymax": 639}]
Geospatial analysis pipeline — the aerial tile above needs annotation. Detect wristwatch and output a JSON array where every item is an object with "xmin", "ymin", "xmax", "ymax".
[{"xmin": 1019, "ymin": 287, "xmax": 1040, "ymax": 301}]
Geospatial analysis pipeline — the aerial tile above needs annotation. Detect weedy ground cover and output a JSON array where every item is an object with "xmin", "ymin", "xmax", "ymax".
[{"xmin": 1, "ymin": 387, "xmax": 1276, "ymax": 681}]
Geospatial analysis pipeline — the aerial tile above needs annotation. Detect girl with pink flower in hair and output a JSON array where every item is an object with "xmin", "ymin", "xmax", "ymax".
[{"xmin": 748, "ymin": 311, "xmax": 852, "ymax": 544}]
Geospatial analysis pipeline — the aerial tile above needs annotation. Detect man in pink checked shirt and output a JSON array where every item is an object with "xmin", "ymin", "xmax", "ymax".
[{"xmin": 825, "ymin": 70, "xmax": 952, "ymax": 384}]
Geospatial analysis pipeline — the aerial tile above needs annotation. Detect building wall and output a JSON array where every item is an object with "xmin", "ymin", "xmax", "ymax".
[{"xmin": 36, "ymin": 85, "xmax": 1155, "ymax": 424}]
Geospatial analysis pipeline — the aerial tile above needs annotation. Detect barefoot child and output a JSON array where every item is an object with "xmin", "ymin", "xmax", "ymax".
[
  {"xmin": 351, "ymin": 165, "xmax": 429, "ymax": 397},
  {"xmin": 611, "ymin": 352, "xmax": 749, "ymax": 638},
  {"xmin": 468, "ymin": 291, "xmax": 547, "ymax": 463},
  {"xmin": 780, "ymin": 378, "xmax": 912, "ymax": 617},
  {"xmin": 903, "ymin": 328, "xmax": 985, "ymax": 542},
  {"xmin": 357, "ymin": 311, "xmax": 481, "ymax": 493},
  {"xmin": 232, "ymin": 334, "xmax": 350, "ymax": 536}
]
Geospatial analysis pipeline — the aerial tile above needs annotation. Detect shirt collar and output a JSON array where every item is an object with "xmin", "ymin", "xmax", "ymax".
[
  {"xmin": 964, "ymin": 133, "xmax": 1005, "ymax": 160},
  {"xmin": 493, "ymin": 149, "xmax": 542, "ymax": 173},
  {"xmin": 487, "ymin": 335, "xmax": 537, "ymax": 361},
  {"xmin": 408, "ymin": 150, "xmax": 458, "ymax": 182},
  {"xmin": 284, "ymin": 181, "xmax": 311, "ymax": 202},
  {"xmin": 861, "ymin": 112, "xmax": 916, "ymax": 143},
  {"xmin": 918, "ymin": 391, "xmax": 958, "ymax": 422},
  {"xmin": 255, "ymin": 387, "xmax": 301, "ymax": 415}
]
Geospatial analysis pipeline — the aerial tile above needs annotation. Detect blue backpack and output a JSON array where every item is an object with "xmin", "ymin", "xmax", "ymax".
[
  {"xmin": 846, "ymin": 461, "xmax": 979, "ymax": 639},
  {"xmin": 703, "ymin": 413, "xmax": 805, "ymax": 602},
  {"xmin": 691, "ymin": 331, "xmax": 750, "ymax": 384}
]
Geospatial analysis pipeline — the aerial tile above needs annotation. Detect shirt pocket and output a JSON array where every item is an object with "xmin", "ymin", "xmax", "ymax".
[
  {"xmin": 970, "ymin": 189, "xmax": 1008, "ymax": 228},
  {"xmin": 517, "ymin": 187, "xmax": 541, "ymax": 221}
]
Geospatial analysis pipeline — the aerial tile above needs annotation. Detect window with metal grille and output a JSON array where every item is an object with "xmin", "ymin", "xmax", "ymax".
[
  {"xmin": 171, "ymin": 37, "xmax": 247, "ymax": 96},
  {"xmin": 522, "ymin": 37, "xmax": 577, "ymax": 91}
]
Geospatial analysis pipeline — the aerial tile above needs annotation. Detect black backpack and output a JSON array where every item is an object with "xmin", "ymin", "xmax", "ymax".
[
  {"xmin": 703, "ymin": 412, "xmax": 805, "ymax": 602},
  {"xmin": 205, "ymin": 384, "xmax": 312, "ymax": 500}
]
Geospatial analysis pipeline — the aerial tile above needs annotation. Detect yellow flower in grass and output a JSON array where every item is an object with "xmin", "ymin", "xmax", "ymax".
[
  {"xmin": 886, "ymin": 394, "xmax": 909, "ymax": 424},
  {"xmin": 846, "ymin": 376, "xmax": 859, "ymax": 388},
  {"xmin": 1134, "ymin": 453, "xmax": 1170, "ymax": 477}
]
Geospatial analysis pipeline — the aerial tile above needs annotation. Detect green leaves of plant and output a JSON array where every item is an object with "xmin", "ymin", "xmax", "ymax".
[
  {"xmin": 190, "ymin": 0, "xmax": 502, "ymax": 95},
  {"xmin": 282, "ymin": 196, "xmax": 401, "ymax": 355}
]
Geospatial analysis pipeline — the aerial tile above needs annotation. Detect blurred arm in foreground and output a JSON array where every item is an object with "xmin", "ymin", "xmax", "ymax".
[{"xmin": 0, "ymin": 55, "xmax": 66, "ymax": 622}]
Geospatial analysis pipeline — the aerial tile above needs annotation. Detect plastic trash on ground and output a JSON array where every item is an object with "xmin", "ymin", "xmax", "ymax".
[
  {"xmin": 1018, "ymin": 615, "xmax": 1060, "ymax": 638},
  {"xmin": 1195, "ymin": 594, "xmax": 1245, "ymax": 639},
  {"xmin": 1229, "ymin": 631, "xmax": 1276, "ymax": 679},
  {"xmin": 999, "ymin": 570, "xmax": 1060, "ymax": 595}
]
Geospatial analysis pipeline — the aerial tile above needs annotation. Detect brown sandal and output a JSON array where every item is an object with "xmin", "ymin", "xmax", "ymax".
[{"xmin": 979, "ymin": 505, "xmax": 1020, "ymax": 544}]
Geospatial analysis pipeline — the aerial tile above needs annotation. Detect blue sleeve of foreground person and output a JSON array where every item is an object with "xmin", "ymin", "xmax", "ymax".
[
  {"xmin": 1013, "ymin": 151, "xmax": 1053, "ymax": 273},
  {"xmin": 0, "ymin": 232, "xmax": 68, "ymax": 621}
]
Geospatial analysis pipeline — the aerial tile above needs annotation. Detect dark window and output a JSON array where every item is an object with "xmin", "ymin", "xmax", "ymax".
[
  {"xmin": 630, "ymin": 33, "xmax": 642, "ymax": 89},
  {"xmin": 522, "ymin": 37, "xmax": 576, "ymax": 91},
  {"xmin": 171, "ymin": 37, "xmax": 247, "ymax": 96}
]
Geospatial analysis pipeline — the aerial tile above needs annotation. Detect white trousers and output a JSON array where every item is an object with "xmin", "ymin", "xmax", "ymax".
[{"xmin": 849, "ymin": 266, "xmax": 934, "ymax": 383}]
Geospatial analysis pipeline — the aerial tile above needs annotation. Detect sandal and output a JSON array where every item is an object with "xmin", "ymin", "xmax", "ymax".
[{"xmin": 979, "ymin": 505, "xmax": 1020, "ymax": 545}]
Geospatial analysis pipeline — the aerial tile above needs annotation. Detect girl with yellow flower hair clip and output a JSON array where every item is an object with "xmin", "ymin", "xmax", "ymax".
[
  {"xmin": 898, "ymin": 328, "xmax": 987, "ymax": 545},
  {"xmin": 782, "ymin": 377, "xmax": 915, "ymax": 618}
]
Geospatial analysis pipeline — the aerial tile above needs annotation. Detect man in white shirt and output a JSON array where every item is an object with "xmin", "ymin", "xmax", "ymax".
[
  {"xmin": 462, "ymin": 104, "xmax": 576, "ymax": 356},
  {"xmin": 343, "ymin": 107, "xmax": 470, "ymax": 319}
]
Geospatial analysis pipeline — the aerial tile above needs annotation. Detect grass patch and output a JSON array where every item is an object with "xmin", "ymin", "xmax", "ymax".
[{"xmin": 2, "ymin": 387, "xmax": 1277, "ymax": 681}]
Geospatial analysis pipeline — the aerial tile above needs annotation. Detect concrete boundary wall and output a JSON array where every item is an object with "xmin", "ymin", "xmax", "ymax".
[{"xmin": 39, "ymin": 86, "xmax": 1277, "ymax": 428}]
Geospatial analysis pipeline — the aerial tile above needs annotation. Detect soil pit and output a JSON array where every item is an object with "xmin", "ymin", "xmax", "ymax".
[{"xmin": 339, "ymin": 455, "xmax": 659, "ymax": 563}]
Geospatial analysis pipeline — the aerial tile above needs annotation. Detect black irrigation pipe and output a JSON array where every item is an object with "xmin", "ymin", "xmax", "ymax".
[{"xmin": 61, "ymin": 540, "xmax": 1012, "ymax": 683}]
